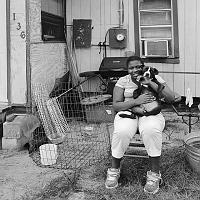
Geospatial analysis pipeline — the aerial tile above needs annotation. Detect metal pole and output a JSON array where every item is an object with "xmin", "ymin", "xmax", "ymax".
[
  {"xmin": 189, "ymin": 115, "xmax": 191, "ymax": 133},
  {"xmin": 189, "ymin": 106, "xmax": 191, "ymax": 133}
]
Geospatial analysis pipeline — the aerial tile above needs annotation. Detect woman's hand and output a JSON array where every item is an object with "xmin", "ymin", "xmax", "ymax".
[{"xmin": 135, "ymin": 93, "xmax": 156, "ymax": 105}]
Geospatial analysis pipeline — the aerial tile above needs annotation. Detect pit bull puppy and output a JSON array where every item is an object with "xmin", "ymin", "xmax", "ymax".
[{"xmin": 119, "ymin": 66, "xmax": 165, "ymax": 119}]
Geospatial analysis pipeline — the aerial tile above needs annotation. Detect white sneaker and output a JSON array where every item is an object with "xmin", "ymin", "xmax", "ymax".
[
  {"xmin": 105, "ymin": 168, "xmax": 120, "ymax": 189},
  {"xmin": 144, "ymin": 171, "xmax": 162, "ymax": 194}
]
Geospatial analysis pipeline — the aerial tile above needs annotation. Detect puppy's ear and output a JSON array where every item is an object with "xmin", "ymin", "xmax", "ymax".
[{"xmin": 153, "ymin": 68, "xmax": 159, "ymax": 75}]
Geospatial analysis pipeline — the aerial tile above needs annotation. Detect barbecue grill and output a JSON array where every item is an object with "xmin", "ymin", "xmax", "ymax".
[
  {"xmin": 79, "ymin": 57, "xmax": 128, "ymax": 79},
  {"xmin": 79, "ymin": 57, "xmax": 129, "ymax": 96}
]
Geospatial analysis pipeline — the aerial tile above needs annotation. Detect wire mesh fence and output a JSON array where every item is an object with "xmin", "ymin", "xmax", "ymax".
[{"xmin": 30, "ymin": 80, "xmax": 113, "ymax": 170}]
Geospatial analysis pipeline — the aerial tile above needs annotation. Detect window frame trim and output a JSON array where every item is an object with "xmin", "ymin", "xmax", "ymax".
[
  {"xmin": 133, "ymin": 0, "xmax": 179, "ymax": 64},
  {"xmin": 41, "ymin": 0, "xmax": 66, "ymax": 42}
]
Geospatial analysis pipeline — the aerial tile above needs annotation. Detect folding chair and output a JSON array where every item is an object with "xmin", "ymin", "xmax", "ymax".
[{"xmin": 124, "ymin": 131, "xmax": 149, "ymax": 158}]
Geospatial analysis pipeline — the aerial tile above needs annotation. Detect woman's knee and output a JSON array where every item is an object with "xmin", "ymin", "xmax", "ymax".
[
  {"xmin": 142, "ymin": 129, "xmax": 162, "ymax": 145},
  {"xmin": 140, "ymin": 122, "xmax": 162, "ymax": 149},
  {"xmin": 140, "ymin": 125, "xmax": 162, "ymax": 156},
  {"xmin": 140, "ymin": 122, "xmax": 163, "ymax": 146},
  {"xmin": 113, "ymin": 126, "xmax": 135, "ymax": 140},
  {"xmin": 141, "ymin": 124, "xmax": 161, "ymax": 136},
  {"xmin": 113, "ymin": 118, "xmax": 138, "ymax": 139},
  {"xmin": 139, "ymin": 116, "xmax": 164, "ymax": 137}
]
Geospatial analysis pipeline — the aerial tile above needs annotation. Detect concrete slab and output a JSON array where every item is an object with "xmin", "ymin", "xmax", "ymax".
[
  {"xmin": 2, "ymin": 136, "xmax": 28, "ymax": 151},
  {"xmin": 3, "ymin": 114, "xmax": 40, "ymax": 139},
  {"xmin": 3, "ymin": 114, "xmax": 40, "ymax": 150}
]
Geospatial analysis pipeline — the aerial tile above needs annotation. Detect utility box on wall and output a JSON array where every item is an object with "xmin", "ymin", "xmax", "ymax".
[
  {"xmin": 73, "ymin": 19, "xmax": 92, "ymax": 48},
  {"xmin": 109, "ymin": 28, "xmax": 127, "ymax": 49}
]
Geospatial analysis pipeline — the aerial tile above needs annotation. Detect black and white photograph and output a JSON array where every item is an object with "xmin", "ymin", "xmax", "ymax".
[{"xmin": 0, "ymin": 0, "xmax": 200, "ymax": 199}]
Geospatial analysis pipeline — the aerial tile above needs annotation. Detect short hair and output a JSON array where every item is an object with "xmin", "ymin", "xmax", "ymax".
[{"xmin": 126, "ymin": 56, "xmax": 144, "ymax": 68}]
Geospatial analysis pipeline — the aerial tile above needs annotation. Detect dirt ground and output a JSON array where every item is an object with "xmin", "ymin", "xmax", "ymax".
[
  {"xmin": 0, "ymin": 149, "xmax": 70, "ymax": 200},
  {"xmin": 0, "ymin": 112, "xmax": 200, "ymax": 200}
]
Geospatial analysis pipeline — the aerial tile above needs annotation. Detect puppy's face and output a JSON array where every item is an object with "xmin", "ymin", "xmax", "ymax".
[
  {"xmin": 137, "ymin": 66, "xmax": 159, "ymax": 82},
  {"xmin": 142, "ymin": 66, "xmax": 159, "ymax": 79}
]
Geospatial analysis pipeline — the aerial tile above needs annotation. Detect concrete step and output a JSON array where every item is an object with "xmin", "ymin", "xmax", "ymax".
[{"xmin": 2, "ymin": 114, "xmax": 40, "ymax": 151}]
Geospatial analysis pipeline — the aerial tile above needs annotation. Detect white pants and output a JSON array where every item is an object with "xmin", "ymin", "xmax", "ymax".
[{"xmin": 111, "ymin": 111, "xmax": 165, "ymax": 158}]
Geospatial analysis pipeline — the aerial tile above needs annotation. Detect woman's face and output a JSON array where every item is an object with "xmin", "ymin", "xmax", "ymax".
[{"xmin": 127, "ymin": 60, "xmax": 143, "ymax": 78}]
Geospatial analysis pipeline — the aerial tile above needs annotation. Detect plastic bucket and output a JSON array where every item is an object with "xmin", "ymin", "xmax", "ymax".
[
  {"xmin": 39, "ymin": 144, "xmax": 58, "ymax": 165},
  {"xmin": 184, "ymin": 132, "xmax": 200, "ymax": 174}
]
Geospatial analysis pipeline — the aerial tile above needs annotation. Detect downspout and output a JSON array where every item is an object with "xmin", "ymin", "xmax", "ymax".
[
  {"xmin": 6, "ymin": 0, "xmax": 11, "ymax": 104},
  {"xmin": 118, "ymin": 0, "xmax": 124, "ymax": 27},
  {"xmin": 25, "ymin": 0, "xmax": 31, "ymax": 113}
]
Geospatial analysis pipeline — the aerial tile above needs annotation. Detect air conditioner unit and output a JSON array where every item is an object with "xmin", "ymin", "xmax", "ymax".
[{"xmin": 144, "ymin": 40, "xmax": 169, "ymax": 57}]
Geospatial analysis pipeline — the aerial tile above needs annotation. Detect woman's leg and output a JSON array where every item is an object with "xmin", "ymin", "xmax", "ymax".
[
  {"xmin": 111, "ymin": 157, "xmax": 122, "ymax": 169},
  {"xmin": 111, "ymin": 111, "xmax": 138, "ymax": 168},
  {"xmin": 149, "ymin": 156, "xmax": 160, "ymax": 174},
  {"xmin": 138, "ymin": 113, "xmax": 165, "ymax": 194},
  {"xmin": 105, "ymin": 111, "xmax": 138, "ymax": 189},
  {"xmin": 139, "ymin": 113, "xmax": 165, "ymax": 171}
]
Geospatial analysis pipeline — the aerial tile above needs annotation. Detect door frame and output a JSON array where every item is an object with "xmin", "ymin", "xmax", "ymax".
[{"xmin": 0, "ymin": 0, "xmax": 10, "ymax": 105}]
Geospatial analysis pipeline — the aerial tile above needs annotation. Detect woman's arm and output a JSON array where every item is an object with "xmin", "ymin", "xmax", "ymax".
[
  {"xmin": 112, "ymin": 85, "xmax": 156, "ymax": 112},
  {"xmin": 112, "ymin": 86, "xmax": 135, "ymax": 112},
  {"xmin": 147, "ymin": 80, "xmax": 175, "ymax": 103}
]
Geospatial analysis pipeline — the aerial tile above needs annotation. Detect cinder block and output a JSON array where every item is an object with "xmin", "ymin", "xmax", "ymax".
[
  {"xmin": 3, "ymin": 114, "xmax": 40, "ymax": 139},
  {"xmin": 2, "ymin": 114, "xmax": 40, "ymax": 150},
  {"xmin": 2, "ymin": 136, "xmax": 28, "ymax": 151}
]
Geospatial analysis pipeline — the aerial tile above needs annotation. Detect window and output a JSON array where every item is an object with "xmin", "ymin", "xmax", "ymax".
[
  {"xmin": 134, "ymin": 0, "xmax": 179, "ymax": 63},
  {"xmin": 41, "ymin": 0, "xmax": 66, "ymax": 41}
]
